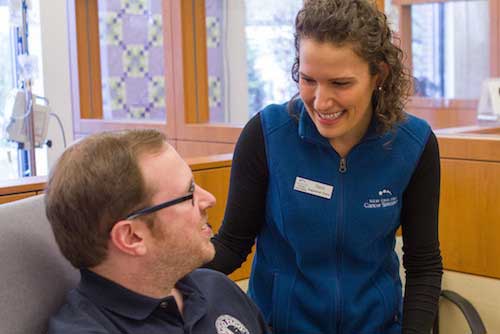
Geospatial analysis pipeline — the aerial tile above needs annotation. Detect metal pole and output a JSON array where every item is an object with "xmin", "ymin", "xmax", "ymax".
[{"xmin": 20, "ymin": 0, "xmax": 37, "ymax": 176}]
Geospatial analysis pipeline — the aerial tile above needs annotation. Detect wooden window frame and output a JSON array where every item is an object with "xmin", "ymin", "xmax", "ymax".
[
  {"xmin": 74, "ymin": 0, "xmax": 102, "ymax": 120},
  {"xmin": 392, "ymin": 0, "xmax": 500, "ymax": 127},
  {"xmin": 165, "ymin": 0, "xmax": 242, "ymax": 145}
]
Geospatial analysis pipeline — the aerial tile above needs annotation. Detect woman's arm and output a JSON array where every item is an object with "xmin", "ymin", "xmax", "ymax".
[
  {"xmin": 401, "ymin": 131, "xmax": 444, "ymax": 333},
  {"xmin": 205, "ymin": 113, "xmax": 269, "ymax": 274}
]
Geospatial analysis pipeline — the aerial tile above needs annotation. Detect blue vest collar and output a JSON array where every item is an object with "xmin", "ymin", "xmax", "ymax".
[{"xmin": 297, "ymin": 100, "xmax": 382, "ymax": 148}]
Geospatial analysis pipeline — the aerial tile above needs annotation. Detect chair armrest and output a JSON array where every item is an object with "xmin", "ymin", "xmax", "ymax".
[{"xmin": 439, "ymin": 290, "xmax": 487, "ymax": 334}]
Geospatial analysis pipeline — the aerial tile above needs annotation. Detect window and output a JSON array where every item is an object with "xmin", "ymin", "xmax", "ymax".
[
  {"xmin": 73, "ymin": 0, "xmax": 305, "ymax": 156},
  {"xmin": 0, "ymin": 3, "xmax": 17, "ymax": 179},
  {"xmin": 411, "ymin": 1, "xmax": 489, "ymax": 99},
  {"xmin": 73, "ymin": 0, "xmax": 387, "ymax": 157},
  {"xmin": 0, "ymin": 0, "xmax": 46, "ymax": 181},
  {"xmin": 390, "ymin": 0, "xmax": 500, "ymax": 128},
  {"xmin": 97, "ymin": 0, "xmax": 165, "ymax": 121},
  {"xmin": 204, "ymin": 0, "xmax": 302, "ymax": 124},
  {"xmin": 71, "ymin": 0, "xmax": 169, "ymax": 148}
]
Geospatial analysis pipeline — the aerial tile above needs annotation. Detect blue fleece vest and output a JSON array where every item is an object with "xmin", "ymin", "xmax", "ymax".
[{"xmin": 247, "ymin": 101, "xmax": 431, "ymax": 334}]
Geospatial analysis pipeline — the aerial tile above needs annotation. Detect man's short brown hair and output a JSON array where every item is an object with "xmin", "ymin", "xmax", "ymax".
[{"xmin": 45, "ymin": 129, "xmax": 167, "ymax": 269}]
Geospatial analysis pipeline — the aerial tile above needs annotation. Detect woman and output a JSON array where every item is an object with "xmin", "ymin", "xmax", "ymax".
[{"xmin": 207, "ymin": 0, "xmax": 443, "ymax": 333}]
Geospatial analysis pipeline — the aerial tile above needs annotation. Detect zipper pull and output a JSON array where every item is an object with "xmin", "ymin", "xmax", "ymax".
[{"xmin": 339, "ymin": 158, "xmax": 347, "ymax": 173}]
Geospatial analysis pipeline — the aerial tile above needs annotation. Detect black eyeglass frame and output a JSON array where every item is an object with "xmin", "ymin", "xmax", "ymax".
[{"xmin": 125, "ymin": 181, "xmax": 195, "ymax": 220}]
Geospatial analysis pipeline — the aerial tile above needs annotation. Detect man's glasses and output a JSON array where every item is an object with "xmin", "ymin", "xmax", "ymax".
[{"xmin": 125, "ymin": 180, "xmax": 195, "ymax": 220}]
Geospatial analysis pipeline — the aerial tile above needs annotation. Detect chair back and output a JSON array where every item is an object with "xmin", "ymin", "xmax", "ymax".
[{"xmin": 0, "ymin": 195, "xmax": 79, "ymax": 334}]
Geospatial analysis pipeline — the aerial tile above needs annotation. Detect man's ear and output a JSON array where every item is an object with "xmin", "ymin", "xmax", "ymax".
[{"xmin": 109, "ymin": 220, "xmax": 149, "ymax": 256}]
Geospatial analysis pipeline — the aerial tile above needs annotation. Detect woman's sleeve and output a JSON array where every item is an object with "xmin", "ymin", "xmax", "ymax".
[
  {"xmin": 401, "ymin": 131, "xmax": 444, "ymax": 333},
  {"xmin": 204, "ymin": 113, "xmax": 269, "ymax": 274}
]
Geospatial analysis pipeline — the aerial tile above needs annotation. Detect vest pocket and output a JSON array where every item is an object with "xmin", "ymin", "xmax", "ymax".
[{"xmin": 373, "ymin": 270, "xmax": 400, "ymax": 330}]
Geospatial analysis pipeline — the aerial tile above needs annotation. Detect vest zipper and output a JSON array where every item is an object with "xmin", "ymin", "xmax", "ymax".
[
  {"xmin": 339, "ymin": 157, "xmax": 347, "ymax": 173},
  {"xmin": 335, "ymin": 156, "xmax": 346, "ymax": 333}
]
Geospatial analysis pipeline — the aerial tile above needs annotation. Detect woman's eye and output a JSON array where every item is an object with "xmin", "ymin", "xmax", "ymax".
[{"xmin": 332, "ymin": 81, "xmax": 350, "ymax": 87}]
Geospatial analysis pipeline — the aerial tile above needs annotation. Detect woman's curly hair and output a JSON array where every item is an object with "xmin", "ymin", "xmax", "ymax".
[{"xmin": 290, "ymin": 0, "xmax": 412, "ymax": 133}]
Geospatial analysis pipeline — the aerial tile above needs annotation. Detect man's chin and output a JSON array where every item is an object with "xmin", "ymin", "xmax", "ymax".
[{"xmin": 201, "ymin": 244, "xmax": 216, "ymax": 265}]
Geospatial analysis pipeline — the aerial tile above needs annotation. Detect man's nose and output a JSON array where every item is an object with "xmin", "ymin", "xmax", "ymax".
[{"xmin": 197, "ymin": 185, "xmax": 216, "ymax": 210}]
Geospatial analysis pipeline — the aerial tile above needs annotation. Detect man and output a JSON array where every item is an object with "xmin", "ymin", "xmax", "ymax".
[{"xmin": 45, "ymin": 129, "xmax": 268, "ymax": 334}]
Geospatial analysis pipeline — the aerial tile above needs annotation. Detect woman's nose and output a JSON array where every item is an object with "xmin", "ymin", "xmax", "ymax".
[{"xmin": 313, "ymin": 86, "xmax": 334, "ymax": 111}]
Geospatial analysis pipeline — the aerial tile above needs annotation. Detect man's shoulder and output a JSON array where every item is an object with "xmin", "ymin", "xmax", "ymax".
[
  {"xmin": 189, "ymin": 268, "xmax": 237, "ymax": 288},
  {"xmin": 187, "ymin": 270, "xmax": 269, "ymax": 333},
  {"xmin": 188, "ymin": 268, "xmax": 249, "ymax": 300},
  {"xmin": 48, "ymin": 289, "xmax": 108, "ymax": 334}
]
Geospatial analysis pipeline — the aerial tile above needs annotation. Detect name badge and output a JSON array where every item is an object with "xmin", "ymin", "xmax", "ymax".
[{"xmin": 293, "ymin": 177, "xmax": 333, "ymax": 199}]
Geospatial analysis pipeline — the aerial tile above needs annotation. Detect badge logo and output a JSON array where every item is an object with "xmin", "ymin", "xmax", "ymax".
[{"xmin": 215, "ymin": 314, "xmax": 250, "ymax": 334}]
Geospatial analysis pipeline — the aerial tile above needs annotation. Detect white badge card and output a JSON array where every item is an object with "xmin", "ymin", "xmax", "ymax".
[{"xmin": 293, "ymin": 177, "xmax": 333, "ymax": 199}]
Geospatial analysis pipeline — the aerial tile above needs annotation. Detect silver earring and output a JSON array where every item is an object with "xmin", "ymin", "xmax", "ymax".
[{"xmin": 377, "ymin": 86, "xmax": 383, "ymax": 91}]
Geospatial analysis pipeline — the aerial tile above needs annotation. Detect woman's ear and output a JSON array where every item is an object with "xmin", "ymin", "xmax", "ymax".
[
  {"xmin": 109, "ymin": 220, "xmax": 148, "ymax": 256},
  {"xmin": 377, "ymin": 62, "xmax": 390, "ymax": 87}
]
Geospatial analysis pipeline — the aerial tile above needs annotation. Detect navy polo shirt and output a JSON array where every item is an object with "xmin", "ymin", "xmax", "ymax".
[{"xmin": 48, "ymin": 269, "xmax": 269, "ymax": 334}]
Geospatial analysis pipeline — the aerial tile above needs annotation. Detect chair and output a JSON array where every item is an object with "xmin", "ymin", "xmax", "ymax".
[
  {"xmin": 432, "ymin": 290, "xmax": 487, "ymax": 334},
  {"xmin": 0, "ymin": 195, "xmax": 79, "ymax": 334},
  {"xmin": 395, "ymin": 237, "xmax": 487, "ymax": 334}
]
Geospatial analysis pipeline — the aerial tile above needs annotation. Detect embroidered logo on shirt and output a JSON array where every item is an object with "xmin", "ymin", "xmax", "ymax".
[
  {"xmin": 215, "ymin": 314, "xmax": 250, "ymax": 334},
  {"xmin": 364, "ymin": 188, "xmax": 398, "ymax": 208}
]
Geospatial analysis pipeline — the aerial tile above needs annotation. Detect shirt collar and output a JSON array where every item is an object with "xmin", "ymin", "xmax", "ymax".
[{"xmin": 78, "ymin": 269, "xmax": 205, "ymax": 321}]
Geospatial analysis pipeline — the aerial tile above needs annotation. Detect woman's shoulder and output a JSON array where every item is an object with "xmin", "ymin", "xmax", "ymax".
[
  {"xmin": 395, "ymin": 113, "xmax": 432, "ymax": 147},
  {"xmin": 259, "ymin": 101, "xmax": 291, "ymax": 115},
  {"xmin": 259, "ymin": 99, "xmax": 302, "ymax": 131}
]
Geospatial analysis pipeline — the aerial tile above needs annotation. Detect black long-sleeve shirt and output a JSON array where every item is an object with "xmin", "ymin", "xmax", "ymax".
[{"xmin": 206, "ymin": 113, "xmax": 443, "ymax": 333}]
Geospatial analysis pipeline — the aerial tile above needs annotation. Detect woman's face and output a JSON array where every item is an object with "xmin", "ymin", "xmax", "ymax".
[{"xmin": 298, "ymin": 38, "xmax": 379, "ymax": 153}]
